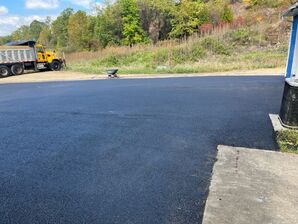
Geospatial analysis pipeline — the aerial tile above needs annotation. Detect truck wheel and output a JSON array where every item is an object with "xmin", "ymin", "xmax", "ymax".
[
  {"xmin": 50, "ymin": 61, "xmax": 61, "ymax": 71},
  {"xmin": 0, "ymin": 66, "xmax": 10, "ymax": 77},
  {"xmin": 11, "ymin": 64, "xmax": 24, "ymax": 75}
]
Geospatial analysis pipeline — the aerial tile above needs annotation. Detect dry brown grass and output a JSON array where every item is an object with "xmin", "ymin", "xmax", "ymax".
[
  {"xmin": 65, "ymin": 24, "xmax": 243, "ymax": 63},
  {"xmin": 65, "ymin": 22, "xmax": 289, "ymax": 74}
]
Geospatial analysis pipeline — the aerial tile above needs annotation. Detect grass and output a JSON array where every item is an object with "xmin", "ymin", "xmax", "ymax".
[
  {"xmin": 277, "ymin": 130, "xmax": 298, "ymax": 154},
  {"xmin": 65, "ymin": 25, "xmax": 289, "ymax": 75},
  {"xmin": 67, "ymin": 48, "xmax": 286, "ymax": 74}
]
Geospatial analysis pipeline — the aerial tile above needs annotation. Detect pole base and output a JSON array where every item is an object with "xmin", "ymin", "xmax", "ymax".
[{"xmin": 279, "ymin": 79, "xmax": 298, "ymax": 127}]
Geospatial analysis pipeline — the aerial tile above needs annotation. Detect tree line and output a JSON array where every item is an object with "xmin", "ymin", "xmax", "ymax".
[{"xmin": 0, "ymin": 0, "xmax": 291, "ymax": 52}]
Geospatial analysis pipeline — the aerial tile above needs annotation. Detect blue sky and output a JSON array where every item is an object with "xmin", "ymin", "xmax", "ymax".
[{"xmin": 0, "ymin": 0, "xmax": 103, "ymax": 36}]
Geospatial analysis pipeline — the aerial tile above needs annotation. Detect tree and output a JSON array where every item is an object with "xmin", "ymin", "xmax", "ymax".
[
  {"xmin": 120, "ymin": 0, "xmax": 148, "ymax": 46},
  {"xmin": 137, "ymin": 0, "xmax": 174, "ymax": 43},
  {"xmin": 86, "ymin": 16, "xmax": 99, "ymax": 50},
  {"xmin": 38, "ymin": 17, "xmax": 52, "ymax": 46},
  {"xmin": 207, "ymin": 0, "xmax": 234, "ymax": 24},
  {"xmin": 170, "ymin": 0, "xmax": 210, "ymax": 38},
  {"xmin": 29, "ymin": 20, "xmax": 45, "ymax": 41},
  {"xmin": 68, "ymin": 11, "xmax": 89, "ymax": 50},
  {"xmin": 220, "ymin": 4, "xmax": 233, "ymax": 23},
  {"xmin": 1, "ymin": 0, "xmax": 238, "ymax": 51},
  {"xmin": 0, "ymin": 36, "xmax": 12, "ymax": 45},
  {"xmin": 10, "ymin": 20, "xmax": 44, "ymax": 42},
  {"xmin": 11, "ymin": 25, "xmax": 31, "ymax": 40},
  {"xmin": 94, "ymin": 3, "xmax": 123, "ymax": 48},
  {"xmin": 52, "ymin": 8, "xmax": 74, "ymax": 48}
]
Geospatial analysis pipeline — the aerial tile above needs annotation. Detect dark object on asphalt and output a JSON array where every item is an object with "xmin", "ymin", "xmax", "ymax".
[
  {"xmin": 106, "ymin": 69, "xmax": 119, "ymax": 78},
  {"xmin": 279, "ymin": 80, "xmax": 298, "ymax": 127}
]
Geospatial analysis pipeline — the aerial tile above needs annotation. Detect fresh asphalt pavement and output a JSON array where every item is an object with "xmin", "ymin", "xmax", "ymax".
[{"xmin": 0, "ymin": 76, "xmax": 284, "ymax": 224}]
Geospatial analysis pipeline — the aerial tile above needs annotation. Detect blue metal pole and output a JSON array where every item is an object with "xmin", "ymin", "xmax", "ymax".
[{"xmin": 286, "ymin": 16, "xmax": 298, "ymax": 78}]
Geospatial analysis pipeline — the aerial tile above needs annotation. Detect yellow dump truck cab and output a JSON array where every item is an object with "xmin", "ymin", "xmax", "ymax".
[{"xmin": 35, "ymin": 43, "xmax": 63, "ymax": 71}]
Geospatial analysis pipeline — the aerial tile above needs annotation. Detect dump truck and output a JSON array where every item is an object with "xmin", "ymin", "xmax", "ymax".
[{"xmin": 0, "ymin": 40, "xmax": 64, "ymax": 78}]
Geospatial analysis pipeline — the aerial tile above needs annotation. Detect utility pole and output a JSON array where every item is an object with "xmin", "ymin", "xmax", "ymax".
[{"xmin": 280, "ymin": 3, "xmax": 298, "ymax": 128}]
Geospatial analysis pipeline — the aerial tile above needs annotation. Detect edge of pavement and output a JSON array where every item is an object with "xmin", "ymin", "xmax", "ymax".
[{"xmin": 0, "ymin": 68, "xmax": 284, "ymax": 84}]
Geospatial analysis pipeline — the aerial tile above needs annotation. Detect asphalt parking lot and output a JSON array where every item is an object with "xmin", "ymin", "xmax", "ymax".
[{"xmin": 0, "ymin": 76, "xmax": 283, "ymax": 224}]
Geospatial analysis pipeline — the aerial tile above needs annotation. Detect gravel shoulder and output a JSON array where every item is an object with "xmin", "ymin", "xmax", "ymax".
[{"xmin": 0, "ymin": 68, "xmax": 284, "ymax": 84}]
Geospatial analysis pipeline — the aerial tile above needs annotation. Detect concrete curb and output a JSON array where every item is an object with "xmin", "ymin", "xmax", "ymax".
[
  {"xmin": 269, "ymin": 114, "xmax": 298, "ymax": 132},
  {"xmin": 269, "ymin": 114, "xmax": 286, "ymax": 132}
]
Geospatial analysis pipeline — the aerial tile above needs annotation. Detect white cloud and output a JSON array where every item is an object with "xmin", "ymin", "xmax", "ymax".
[
  {"xmin": 25, "ymin": 0, "xmax": 59, "ymax": 9},
  {"xmin": 0, "ymin": 6, "xmax": 8, "ymax": 15},
  {"xmin": 0, "ymin": 16, "xmax": 20, "ymax": 26},
  {"xmin": 0, "ymin": 15, "xmax": 57, "ymax": 36}
]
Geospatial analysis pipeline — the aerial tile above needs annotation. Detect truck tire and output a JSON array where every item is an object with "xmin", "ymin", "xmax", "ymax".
[
  {"xmin": 11, "ymin": 64, "xmax": 24, "ymax": 75},
  {"xmin": 0, "ymin": 65, "xmax": 10, "ymax": 77},
  {"xmin": 50, "ymin": 60, "xmax": 61, "ymax": 71}
]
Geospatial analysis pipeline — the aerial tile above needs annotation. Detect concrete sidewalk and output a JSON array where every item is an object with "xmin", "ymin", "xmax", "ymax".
[{"xmin": 203, "ymin": 145, "xmax": 298, "ymax": 224}]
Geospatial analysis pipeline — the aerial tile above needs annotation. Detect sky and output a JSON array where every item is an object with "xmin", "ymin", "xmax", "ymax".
[{"xmin": 0, "ymin": 0, "xmax": 103, "ymax": 36}]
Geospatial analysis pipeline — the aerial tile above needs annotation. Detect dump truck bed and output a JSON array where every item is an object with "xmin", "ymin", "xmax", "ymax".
[{"xmin": 0, "ymin": 46, "xmax": 36, "ymax": 64}]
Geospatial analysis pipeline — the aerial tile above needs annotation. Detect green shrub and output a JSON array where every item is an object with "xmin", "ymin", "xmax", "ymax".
[
  {"xmin": 90, "ymin": 60, "xmax": 101, "ymax": 67},
  {"xmin": 249, "ymin": 0, "xmax": 284, "ymax": 8},
  {"xmin": 220, "ymin": 5, "xmax": 233, "ymax": 23},
  {"xmin": 119, "ymin": 52, "xmax": 152, "ymax": 66},
  {"xmin": 152, "ymin": 49, "xmax": 169, "ymax": 65},
  {"xmin": 227, "ymin": 28, "xmax": 261, "ymax": 45},
  {"xmin": 190, "ymin": 46, "xmax": 206, "ymax": 61},
  {"xmin": 201, "ymin": 37, "xmax": 231, "ymax": 55},
  {"xmin": 171, "ymin": 47, "xmax": 189, "ymax": 63},
  {"xmin": 99, "ymin": 55, "xmax": 120, "ymax": 66}
]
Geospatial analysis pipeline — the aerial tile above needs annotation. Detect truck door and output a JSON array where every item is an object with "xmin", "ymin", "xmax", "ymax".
[{"xmin": 36, "ymin": 46, "xmax": 47, "ymax": 63}]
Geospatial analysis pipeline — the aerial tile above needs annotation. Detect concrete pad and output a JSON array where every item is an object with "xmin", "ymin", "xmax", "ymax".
[{"xmin": 202, "ymin": 145, "xmax": 298, "ymax": 224}]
